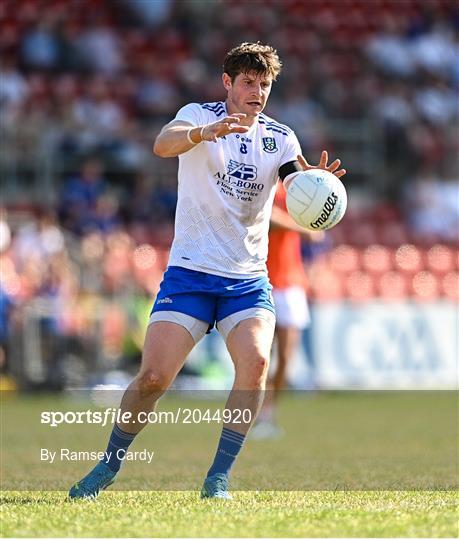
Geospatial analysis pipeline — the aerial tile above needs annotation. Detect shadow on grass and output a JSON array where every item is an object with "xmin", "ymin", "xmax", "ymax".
[
  {"xmin": 0, "ymin": 492, "xmax": 81, "ymax": 505},
  {"xmin": 0, "ymin": 496, "xmax": 54, "ymax": 504}
]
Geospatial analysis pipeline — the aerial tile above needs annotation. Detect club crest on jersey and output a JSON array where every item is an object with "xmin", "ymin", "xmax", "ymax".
[{"xmin": 262, "ymin": 137, "xmax": 278, "ymax": 153}]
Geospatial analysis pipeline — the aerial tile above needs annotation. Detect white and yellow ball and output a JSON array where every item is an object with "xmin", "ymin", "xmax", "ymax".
[{"xmin": 286, "ymin": 169, "xmax": 347, "ymax": 231}]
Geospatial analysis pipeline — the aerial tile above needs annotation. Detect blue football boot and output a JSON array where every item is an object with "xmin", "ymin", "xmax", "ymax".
[
  {"xmin": 69, "ymin": 462, "xmax": 116, "ymax": 500},
  {"xmin": 200, "ymin": 473, "xmax": 232, "ymax": 500}
]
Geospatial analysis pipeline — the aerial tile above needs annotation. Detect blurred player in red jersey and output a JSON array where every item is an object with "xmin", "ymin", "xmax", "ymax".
[{"xmin": 252, "ymin": 181, "xmax": 324, "ymax": 438}]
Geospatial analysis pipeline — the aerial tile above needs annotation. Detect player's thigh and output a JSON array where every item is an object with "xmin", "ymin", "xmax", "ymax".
[
  {"xmin": 226, "ymin": 316, "xmax": 275, "ymax": 374},
  {"xmin": 139, "ymin": 321, "xmax": 195, "ymax": 382}
]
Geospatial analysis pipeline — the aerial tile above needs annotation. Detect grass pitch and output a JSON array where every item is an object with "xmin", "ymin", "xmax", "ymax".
[
  {"xmin": 1, "ymin": 490, "xmax": 458, "ymax": 537},
  {"xmin": 1, "ymin": 391, "xmax": 457, "ymax": 537}
]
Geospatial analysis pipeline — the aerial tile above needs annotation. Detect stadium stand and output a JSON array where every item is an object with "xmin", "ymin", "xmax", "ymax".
[{"xmin": 0, "ymin": 0, "xmax": 457, "ymax": 388}]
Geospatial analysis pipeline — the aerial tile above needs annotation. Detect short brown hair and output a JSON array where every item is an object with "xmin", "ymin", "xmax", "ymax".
[{"xmin": 223, "ymin": 42, "xmax": 282, "ymax": 81}]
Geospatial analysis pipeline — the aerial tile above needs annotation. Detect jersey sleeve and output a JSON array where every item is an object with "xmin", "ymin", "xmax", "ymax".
[
  {"xmin": 172, "ymin": 103, "xmax": 204, "ymax": 127},
  {"xmin": 279, "ymin": 130, "xmax": 302, "ymax": 168}
]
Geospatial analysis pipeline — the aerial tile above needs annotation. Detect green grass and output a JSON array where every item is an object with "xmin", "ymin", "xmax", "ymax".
[
  {"xmin": 1, "ymin": 490, "xmax": 458, "ymax": 537},
  {"xmin": 2, "ymin": 392, "xmax": 457, "ymax": 491},
  {"xmin": 1, "ymin": 391, "xmax": 457, "ymax": 536}
]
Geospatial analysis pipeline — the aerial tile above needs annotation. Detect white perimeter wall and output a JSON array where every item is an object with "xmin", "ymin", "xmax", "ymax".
[{"xmin": 310, "ymin": 301, "xmax": 458, "ymax": 389}]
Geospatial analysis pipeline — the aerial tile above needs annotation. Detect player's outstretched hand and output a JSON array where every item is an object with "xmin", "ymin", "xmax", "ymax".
[
  {"xmin": 298, "ymin": 151, "xmax": 346, "ymax": 179},
  {"xmin": 201, "ymin": 114, "xmax": 249, "ymax": 142}
]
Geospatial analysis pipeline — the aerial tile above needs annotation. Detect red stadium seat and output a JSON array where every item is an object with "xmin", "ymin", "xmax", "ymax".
[
  {"xmin": 442, "ymin": 272, "xmax": 459, "ymax": 301},
  {"xmin": 308, "ymin": 261, "xmax": 344, "ymax": 301},
  {"xmin": 132, "ymin": 243, "xmax": 158, "ymax": 271},
  {"xmin": 378, "ymin": 271, "xmax": 408, "ymax": 300},
  {"xmin": 370, "ymin": 203, "xmax": 402, "ymax": 222},
  {"xmin": 426, "ymin": 244, "xmax": 455, "ymax": 274},
  {"xmin": 377, "ymin": 221, "xmax": 409, "ymax": 247},
  {"xmin": 394, "ymin": 244, "xmax": 423, "ymax": 274},
  {"xmin": 456, "ymin": 249, "xmax": 459, "ymax": 270},
  {"xmin": 327, "ymin": 226, "xmax": 347, "ymax": 245},
  {"xmin": 349, "ymin": 222, "xmax": 379, "ymax": 247},
  {"xmin": 328, "ymin": 244, "xmax": 361, "ymax": 274},
  {"xmin": 361, "ymin": 244, "xmax": 393, "ymax": 274},
  {"xmin": 411, "ymin": 271, "xmax": 439, "ymax": 301},
  {"xmin": 345, "ymin": 271, "xmax": 375, "ymax": 302}
]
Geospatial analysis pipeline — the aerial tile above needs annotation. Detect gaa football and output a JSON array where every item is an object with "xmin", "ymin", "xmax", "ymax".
[{"xmin": 286, "ymin": 169, "xmax": 347, "ymax": 231}]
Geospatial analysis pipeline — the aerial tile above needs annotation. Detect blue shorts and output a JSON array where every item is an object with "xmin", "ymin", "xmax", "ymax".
[{"xmin": 150, "ymin": 266, "xmax": 275, "ymax": 331}]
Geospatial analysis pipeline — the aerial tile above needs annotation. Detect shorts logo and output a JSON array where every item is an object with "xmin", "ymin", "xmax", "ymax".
[
  {"xmin": 157, "ymin": 297, "xmax": 173, "ymax": 304},
  {"xmin": 262, "ymin": 137, "xmax": 278, "ymax": 153},
  {"xmin": 227, "ymin": 160, "xmax": 257, "ymax": 181}
]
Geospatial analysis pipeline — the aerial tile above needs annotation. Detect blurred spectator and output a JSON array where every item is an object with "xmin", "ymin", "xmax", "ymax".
[
  {"xmin": 371, "ymin": 81, "xmax": 416, "ymax": 200},
  {"xmin": 408, "ymin": 119, "xmax": 448, "ymax": 178},
  {"xmin": 80, "ymin": 231, "xmax": 105, "ymax": 293},
  {"xmin": 58, "ymin": 20, "xmax": 86, "ymax": 72},
  {"xmin": 89, "ymin": 193, "xmax": 121, "ymax": 234},
  {"xmin": 123, "ymin": 0, "xmax": 172, "ymax": 29},
  {"xmin": 69, "ymin": 76, "xmax": 126, "ymax": 159},
  {"xmin": 59, "ymin": 158, "xmax": 107, "ymax": 233},
  {"xmin": 20, "ymin": 16, "xmax": 61, "ymax": 71},
  {"xmin": 0, "ymin": 285, "xmax": 15, "ymax": 376},
  {"xmin": 452, "ymin": 32, "xmax": 459, "ymax": 87},
  {"xmin": 404, "ymin": 177, "xmax": 459, "ymax": 242},
  {"xmin": 136, "ymin": 58, "xmax": 180, "ymax": 119},
  {"xmin": 13, "ymin": 210, "xmax": 65, "ymax": 266},
  {"xmin": 0, "ymin": 56, "xmax": 29, "ymax": 125},
  {"xmin": 76, "ymin": 16, "xmax": 124, "ymax": 74},
  {"xmin": 372, "ymin": 81, "xmax": 414, "ymax": 127},
  {"xmin": 411, "ymin": 19, "xmax": 457, "ymax": 78},
  {"xmin": 103, "ymin": 231, "xmax": 134, "ymax": 294},
  {"xmin": 121, "ymin": 172, "xmax": 154, "ymax": 225},
  {"xmin": 414, "ymin": 77, "xmax": 458, "ymax": 126},
  {"xmin": 150, "ymin": 176, "xmax": 178, "ymax": 224},
  {"xmin": 1, "ymin": 0, "xmax": 457, "ymax": 207},
  {"xmin": 0, "ymin": 210, "xmax": 12, "ymax": 253},
  {"xmin": 365, "ymin": 14, "xmax": 415, "ymax": 78},
  {"xmin": 269, "ymin": 84, "xmax": 326, "ymax": 154}
]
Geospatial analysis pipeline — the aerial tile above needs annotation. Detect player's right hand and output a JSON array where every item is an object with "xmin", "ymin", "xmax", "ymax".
[{"xmin": 200, "ymin": 114, "xmax": 249, "ymax": 142}]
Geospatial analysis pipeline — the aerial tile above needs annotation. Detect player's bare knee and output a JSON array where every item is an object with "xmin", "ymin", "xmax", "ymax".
[
  {"xmin": 136, "ymin": 369, "xmax": 170, "ymax": 397},
  {"xmin": 246, "ymin": 354, "xmax": 270, "ymax": 388},
  {"xmin": 256, "ymin": 355, "xmax": 269, "ymax": 373}
]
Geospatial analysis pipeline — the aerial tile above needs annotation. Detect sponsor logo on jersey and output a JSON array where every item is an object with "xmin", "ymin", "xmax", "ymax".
[
  {"xmin": 214, "ymin": 161, "xmax": 264, "ymax": 197},
  {"xmin": 262, "ymin": 137, "xmax": 278, "ymax": 153},
  {"xmin": 227, "ymin": 160, "xmax": 258, "ymax": 181}
]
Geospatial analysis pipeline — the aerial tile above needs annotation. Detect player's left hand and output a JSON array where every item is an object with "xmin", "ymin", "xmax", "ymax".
[{"xmin": 297, "ymin": 151, "xmax": 346, "ymax": 179}]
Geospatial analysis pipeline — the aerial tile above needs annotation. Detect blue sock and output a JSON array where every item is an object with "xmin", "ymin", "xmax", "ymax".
[
  {"xmin": 101, "ymin": 424, "xmax": 136, "ymax": 473},
  {"xmin": 207, "ymin": 427, "xmax": 246, "ymax": 478}
]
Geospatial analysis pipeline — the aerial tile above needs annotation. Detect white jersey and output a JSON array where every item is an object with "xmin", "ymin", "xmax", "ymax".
[{"xmin": 167, "ymin": 101, "xmax": 302, "ymax": 279}]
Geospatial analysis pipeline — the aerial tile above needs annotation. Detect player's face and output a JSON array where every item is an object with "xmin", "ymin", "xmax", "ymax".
[{"xmin": 223, "ymin": 71, "xmax": 273, "ymax": 119}]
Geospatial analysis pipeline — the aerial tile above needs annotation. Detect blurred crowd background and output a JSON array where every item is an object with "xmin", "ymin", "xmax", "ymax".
[{"xmin": 0, "ymin": 0, "xmax": 458, "ymax": 391}]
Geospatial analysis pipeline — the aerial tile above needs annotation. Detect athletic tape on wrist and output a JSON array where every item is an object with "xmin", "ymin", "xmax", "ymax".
[
  {"xmin": 200, "ymin": 126, "xmax": 206, "ymax": 142},
  {"xmin": 186, "ymin": 129, "xmax": 197, "ymax": 145}
]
